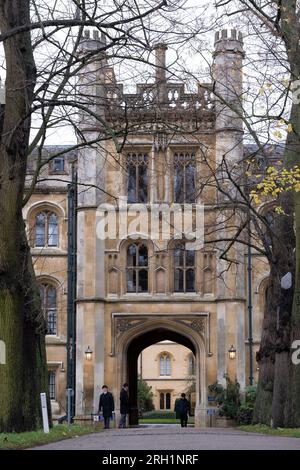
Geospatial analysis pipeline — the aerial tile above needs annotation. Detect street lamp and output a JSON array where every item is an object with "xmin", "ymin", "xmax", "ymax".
[
  {"xmin": 228, "ymin": 345, "xmax": 237, "ymax": 360},
  {"xmin": 85, "ymin": 346, "xmax": 93, "ymax": 361}
]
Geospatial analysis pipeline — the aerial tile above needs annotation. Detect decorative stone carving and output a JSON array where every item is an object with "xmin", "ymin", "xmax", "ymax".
[
  {"xmin": 190, "ymin": 319, "xmax": 205, "ymax": 333},
  {"xmin": 116, "ymin": 319, "xmax": 133, "ymax": 335},
  {"xmin": 154, "ymin": 132, "xmax": 168, "ymax": 152}
]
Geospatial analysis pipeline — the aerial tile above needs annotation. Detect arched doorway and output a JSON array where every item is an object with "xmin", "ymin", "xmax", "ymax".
[
  {"xmin": 113, "ymin": 314, "xmax": 208, "ymax": 427},
  {"xmin": 127, "ymin": 328, "xmax": 196, "ymax": 425}
]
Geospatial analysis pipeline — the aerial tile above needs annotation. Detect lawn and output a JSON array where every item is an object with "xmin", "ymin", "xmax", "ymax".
[
  {"xmin": 139, "ymin": 417, "xmax": 195, "ymax": 425},
  {"xmin": 240, "ymin": 424, "xmax": 300, "ymax": 438},
  {"xmin": 0, "ymin": 424, "xmax": 102, "ymax": 449}
]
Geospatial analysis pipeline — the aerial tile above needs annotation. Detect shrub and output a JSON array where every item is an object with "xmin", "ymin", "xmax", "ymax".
[
  {"xmin": 245, "ymin": 385, "xmax": 257, "ymax": 407},
  {"xmin": 219, "ymin": 401, "xmax": 239, "ymax": 419},
  {"xmin": 208, "ymin": 382, "xmax": 225, "ymax": 405},
  {"xmin": 237, "ymin": 405, "xmax": 254, "ymax": 425},
  {"xmin": 137, "ymin": 378, "xmax": 154, "ymax": 412},
  {"xmin": 218, "ymin": 375, "xmax": 240, "ymax": 420}
]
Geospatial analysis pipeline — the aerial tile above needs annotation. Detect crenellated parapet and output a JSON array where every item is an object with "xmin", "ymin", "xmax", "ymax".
[
  {"xmin": 77, "ymin": 31, "xmax": 215, "ymax": 130},
  {"xmin": 214, "ymin": 29, "xmax": 244, "ymax": 57}
]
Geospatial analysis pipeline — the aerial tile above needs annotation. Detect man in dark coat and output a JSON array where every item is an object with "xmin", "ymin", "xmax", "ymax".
[
  {"xmin": 119, "ymin": 383, "xmax": 129, "ymax": 428},
  {"xmin": 175, "ymin": 393, "xmax": 191, "ymax": 427},
  {"xmin": 98, "ymin": 385, "xmax": 115, "ymax": 429}
]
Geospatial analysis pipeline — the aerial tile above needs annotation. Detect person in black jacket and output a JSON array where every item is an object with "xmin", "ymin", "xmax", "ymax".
[
  {"xmin": 174, "ymin": 393, "xmax": 191, "ymax": 427},
  {"xmin": 98, "ymin": 385, "xmax": 115, "ymax": 429},
  {"xmin": 119, "ymin": 383, "xmax": 129, "ymax": 428}
]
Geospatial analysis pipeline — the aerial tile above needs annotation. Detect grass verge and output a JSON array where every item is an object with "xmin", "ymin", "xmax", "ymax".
[
  {"xmin": 139, "ymin": 418, "xmax": 195, "ymax": 425},
  {"xmin": 239, "ymin": 424, "xmax": 300, "ymax": 438},
  {"xmin": 0, "ymin": 424, "xmax": 102, "ymax": 450}
]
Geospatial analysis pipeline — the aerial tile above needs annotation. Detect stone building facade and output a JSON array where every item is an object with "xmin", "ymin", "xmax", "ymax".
[
  {"xmin": 137, "ymin": 342, "xmax": 196, "ymax": 412},
  {"xmin": 23, "ymin": 29, "xmax": 270, "ymax": 426}
]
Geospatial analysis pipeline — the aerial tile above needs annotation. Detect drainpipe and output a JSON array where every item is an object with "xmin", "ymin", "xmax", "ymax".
[
  {"xmin": 247, "ymin": 216, "xmax": 254, "ymax": 386},
  {"xmin": 67, "ymin": 163, "xmax": 78, "ymax": 420}
]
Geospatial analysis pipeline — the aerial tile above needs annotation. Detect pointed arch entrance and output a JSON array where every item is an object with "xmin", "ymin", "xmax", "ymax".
[
  {"xmin": 113, "ymin": 314, "xmax": 208, "ymax": 427},
  {"xmin": 127, "ymin": 328, "xmax": 196, "ymax": 424}
]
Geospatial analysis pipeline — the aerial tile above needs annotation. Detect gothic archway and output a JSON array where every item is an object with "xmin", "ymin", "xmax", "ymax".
[{"xmin": 113, "ymin": 314, "xmax": 207, "ymax": 427}]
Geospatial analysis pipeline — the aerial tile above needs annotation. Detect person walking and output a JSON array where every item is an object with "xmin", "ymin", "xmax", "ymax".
[
  {"xmin": 119, "ymin": 383, "xmax": 130, "ymax": 428},
  {"xmin": 98, "ymin": 385, "xmax": 115, "ymax": 429},
  {"xmin": 175, "ymin": 393, "xmax": 191, "ymax": 428}
]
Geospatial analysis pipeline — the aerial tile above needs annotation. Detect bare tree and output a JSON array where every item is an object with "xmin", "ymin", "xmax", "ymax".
[{"xmin": 0, "ymin": 0, "xmax": 212, "ymax": 432}]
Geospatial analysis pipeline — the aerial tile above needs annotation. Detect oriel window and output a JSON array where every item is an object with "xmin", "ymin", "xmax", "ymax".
[{"xmin": 126, "ymin": 153, "xmax": 149, "ymax": 203}]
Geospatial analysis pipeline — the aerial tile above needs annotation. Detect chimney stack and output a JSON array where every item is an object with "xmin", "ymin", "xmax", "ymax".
[{"xmin": 154, "ymin": 43, "xmax": 168, "ymax": 84}]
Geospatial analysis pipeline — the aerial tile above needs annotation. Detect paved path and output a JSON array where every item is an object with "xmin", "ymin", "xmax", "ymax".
[{"xmin": 32, "ymin": 426, "xmax": 300, "ymax": 450}]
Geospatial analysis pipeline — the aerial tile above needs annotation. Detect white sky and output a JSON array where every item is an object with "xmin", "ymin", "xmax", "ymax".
[{"xmin": 0, "ymin": 0, "xmax": 293, "ymax": 146}]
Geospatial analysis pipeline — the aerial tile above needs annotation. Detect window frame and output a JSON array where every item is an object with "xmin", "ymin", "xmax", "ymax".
[
  {"xmin": 159, "ymin": 391, "xmax": 172, "ymax": 410},
  {"xmin": 39, "ymin": 283, "xmax": 58, "ymax": 335},
  {"xmin": 126, "ymin": 242, "xmax": 149, "ymax": 294},
  {"xmin": 159, "ymin": 353, "xmax": 171, "ymax": 376},
  {"xmin": 126, "ymin": 152, "xmax": 149, "ymax": 203},
  {"xmin": 50, "ymin": 156, "xmax": 66, "ymax": 174},
  {"xmin": 173, "ymin": 242, "xmax": 196, "ymax": 293},
  {"xmin": 48, "ymin": 370, "xmax": 56, "ymax": 400},
  {"xmin": 173, "ymin": 152, "xmax": 196, "ymax": 203},
  {"xmin": 188, "ymin": 354, "xmax": 196, "ymax": 376},
  {"xmin": 34, "ymin": 210, "xmax": 59, "ymax": 248}
]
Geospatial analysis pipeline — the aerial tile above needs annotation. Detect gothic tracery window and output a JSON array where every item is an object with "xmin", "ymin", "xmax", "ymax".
[
  {"xmin": 39, "ymin": 283, "xmax": 57, "ymax": 335},
  {"xmin": 35, "ymin": 211, "xmax": 58, "ymax": 247},
  {"xmin": 159, "ymin": 392, "xmax": 171, "ymax": 410},
  {"xmin": 126, "ymin": 243, "xmax": 148, "ymax": 293},
  {"xmin": 160, "ymin": 354, "xmax": 171, "ymax": 376},
  {"xmin": 174, "ymin": 152, "xmax": 196, "ymax": 203},
  {"xmin": 174, "ymin": 242, "xmax": 195, "ymax": 292},
  {"xmin": 126, "ymin": 153, "xmax": 149, "ymax": 203},
  {"xmin": 188, "ymin": 354, "xmax": 195, "ymax": 376}
]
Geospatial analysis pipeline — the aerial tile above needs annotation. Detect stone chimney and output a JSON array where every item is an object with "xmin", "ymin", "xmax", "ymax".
[{"xmin": 154, "ymin": 43, "xmax": 168, "ymax": 84}]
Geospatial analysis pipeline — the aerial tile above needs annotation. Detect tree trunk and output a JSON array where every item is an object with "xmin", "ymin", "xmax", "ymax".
[
  {"xmin": 288, "ymin": 192, "xmax": 300, "ymax": 427},
  {"xmin": 253, "ymin": 264, "xmax": 277, "ymax": 425},
  {"xmin": 254, "ymin": 193, "xmax": 295, "ymax": 426},
  {"xmin": 0, "ymin": 0, "xmax": 50, "ymax": 432}
]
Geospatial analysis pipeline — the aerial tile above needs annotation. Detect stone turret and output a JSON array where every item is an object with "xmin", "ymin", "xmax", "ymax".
[
  {"xmin": 213, "ymin": 30, "xmax": 246, "ymax": 390},
  {"xmin": 77, "ymin": 29, "xmax": 107, "ymax": 128},
  {"xmin": 75, "ymin": 30, "xmax": 108, "ymax": 415},
  {"xmin": 213, "ymin": 29, "xmax": 244, "ymax": 159}
]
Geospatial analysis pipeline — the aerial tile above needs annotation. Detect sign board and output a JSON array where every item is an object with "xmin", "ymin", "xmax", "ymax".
[
  {"xmin": 208, "ymin": 396, "xmax": 216, "ymax": 402},
  {"xmin": 0, "ymin": 340, "xmax": 5, "ymax": 364},
  {"xmin": 207, "ymin": 408, "xmax": 217, "ymax": 415},
  {"xmin": 40, "ymin": 393, "xmax": 49, "ymax": 433}
]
